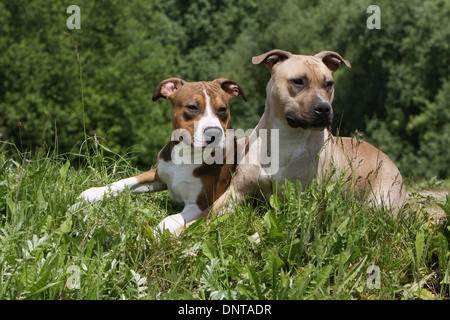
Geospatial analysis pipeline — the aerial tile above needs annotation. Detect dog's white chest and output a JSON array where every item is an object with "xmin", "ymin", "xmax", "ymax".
[{"xmin": 157, "ymin": 159, "xmax": 202, "ymax": 204}]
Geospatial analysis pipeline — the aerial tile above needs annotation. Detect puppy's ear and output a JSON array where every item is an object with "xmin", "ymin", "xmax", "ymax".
[
  {"xmin": 252, "ymin": 49, "xmax": 292, "ymax": 70},
  {"xmin": 152, "ymin": 78, "xmax": 186, "ymax": 101},
  {"xmin": 315, "ymin": 51, "xmax": 351, "ymax": 72},
  {"xmin": 216, "ymin": 78, "xmax": 247, "ymax": 101}
]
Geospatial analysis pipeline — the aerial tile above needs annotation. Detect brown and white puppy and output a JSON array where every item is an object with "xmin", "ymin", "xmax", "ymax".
[
  {"xmin": 188, "ymin": 50, "xmax": 406, "ymax": 231},
  {"xmin": 79, "ymin": 78, "xmax": 246, "ymax": 235}
]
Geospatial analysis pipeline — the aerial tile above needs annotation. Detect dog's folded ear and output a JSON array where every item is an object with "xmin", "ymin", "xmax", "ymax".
[
  {"xmin": 153, "ymin": 78, "xmax": 186, "ymax": 101},
  {"xmin": 315, "ymin": 51, "xmax": 351, "ymax": 72},
  {"xmin": 216, "ymin": 78, "xmax": 247, "ymax": 101},
  {"xmin": 252, "ymin": 49, "xmax": 292, "ymax": 70}
]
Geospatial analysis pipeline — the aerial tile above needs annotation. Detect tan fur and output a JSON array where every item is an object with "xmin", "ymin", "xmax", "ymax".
[{"xmin": 181, "ymin": 50, "xmax": 407, "ymax": 234}]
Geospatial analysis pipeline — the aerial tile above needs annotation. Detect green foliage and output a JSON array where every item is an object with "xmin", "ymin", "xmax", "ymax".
[
  {"xmin": 0, "ymin": 0, "xmax": 179, "ymax": 168},
  {"xmin": 336, "ymin": 0, "xmax": 450, "ymax": 180}
]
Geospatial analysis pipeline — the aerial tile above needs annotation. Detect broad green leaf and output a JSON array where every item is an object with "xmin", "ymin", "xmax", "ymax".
[
  {"xmin": 201, "ymin": 240, "xmax": 217, "ymax": 261},
  {"xmin": 56, "ymin": 218, "xmax": 72, "ymax": 235},
  {"xmin": 306, "ymin": 264, "xmax": 333, "ymax": 298},
  {"xmin": 337, "ymin": 217, "xmax": 350, "ymax": 236}
]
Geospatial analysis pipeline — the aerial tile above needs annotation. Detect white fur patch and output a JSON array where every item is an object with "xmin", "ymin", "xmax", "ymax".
[
  {"xmin": 193, "ymin": 90, "xmax": 224, "ymax": 148},
  {"xmin": 79, "ymin": 177, "xmax": 139, "ymax": 202},
  {"xmin": 79, "ymin": 177, "xmax": 165, "ymax": 202},
  {"xmin": 157, "ymin": 158, "xmax": 202, "ymax": 204},
  {"xmin": 156, "ymin": 204, "xmax": 202, "ymax": 234},
  {"xmin": 156, "ymin": 153, "xmax": 205, "ymax": 235}
]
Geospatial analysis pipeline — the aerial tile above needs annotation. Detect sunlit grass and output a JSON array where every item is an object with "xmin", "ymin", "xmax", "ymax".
[{"xmin": 0, "ymin": 142, "xmax": 448, "ymax": 299}]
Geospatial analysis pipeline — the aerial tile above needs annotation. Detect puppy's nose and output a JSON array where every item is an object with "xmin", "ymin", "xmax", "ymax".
[
  {"xmin": 203, "ymin": 126, "xmax": 223, "ymax": 144},
  {"xmin": 312, "ymin": 102, "xmax": 331, "ymax": 118}
]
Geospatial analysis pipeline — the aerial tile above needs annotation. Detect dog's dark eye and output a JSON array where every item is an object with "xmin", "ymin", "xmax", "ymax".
[
  {"xmin": 217, "ymin": 106, "xmax": 227, "ymax": 113},
  {"xmin": 290, "ymin": 78, "xmax": 305, "ymax": 87},
  {"xmin": 185, "ymin": 105, "xmax": 198, "ymax": 112},
  {"xmin": 324, "ymin": 81, "xmax": 334, "ymax": 90}
]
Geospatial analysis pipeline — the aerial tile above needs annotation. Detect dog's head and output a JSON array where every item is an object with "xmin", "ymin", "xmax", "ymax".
[
  {"xmin": 153, "ymin": 78, "xmax": 246, "ymax": 148},
  {"xmin": 252, "ymin": 49, "xmax": 351, "ymax": 130}
]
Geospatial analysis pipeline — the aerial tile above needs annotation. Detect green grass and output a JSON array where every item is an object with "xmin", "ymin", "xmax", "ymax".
[{"xmin": 0, "ymin": 142, "xmax": 449, "ymax": 300}]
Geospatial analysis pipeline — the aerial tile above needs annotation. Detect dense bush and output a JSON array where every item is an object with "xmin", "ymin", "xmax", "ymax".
[{"xmin": 1, "ymin": 0, "xmax": 449, "ymax": 180}]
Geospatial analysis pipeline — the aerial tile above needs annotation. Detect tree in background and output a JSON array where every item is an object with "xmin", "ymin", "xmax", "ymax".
[
  {"xmin": 0, "ymin": 0, "xmax": 180, "ymax": 165},
  {"xmin": 330, "ymin": 0, "xmax": 450, "ymax": 180}
]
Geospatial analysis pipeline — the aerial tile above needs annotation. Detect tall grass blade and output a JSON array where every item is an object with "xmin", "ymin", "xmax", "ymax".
[{"xmin": 247, "ymin": 265, "xmax": 264, "ymax": 300}]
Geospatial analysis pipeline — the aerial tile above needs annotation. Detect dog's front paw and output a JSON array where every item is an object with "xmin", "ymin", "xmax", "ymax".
[
  {"xmin": 79, "ymin": 187, "xmax": 110, "ymax": 202},
  {"xmin": 155, "ymin": 214, "xmax": 185, "ymax": 237}
]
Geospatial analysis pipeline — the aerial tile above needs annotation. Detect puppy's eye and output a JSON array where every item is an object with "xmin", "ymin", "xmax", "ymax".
[
  {"xmin": 290, "ymin": 78, "xmax": 305, "ymax": 87},
  {"xmin": 217, "ymin": 106, "xmax": 227, "ymax": 113},
  {"xmin": 185, "ymin": 105, "xmax": 198, "ymax": 112}
]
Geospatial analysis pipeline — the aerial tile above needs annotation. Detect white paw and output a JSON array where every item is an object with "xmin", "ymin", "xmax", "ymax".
[
  {"xmin": 155, "ymin": 214, "xmax": 185, "ymax": 236},
  {"xmin": 79, "ymin": 186, "xmax": 111, "ymax": 202},
  {"xmin": 79, "ymin": 178, "xmax": 140, "ymax": 202}
]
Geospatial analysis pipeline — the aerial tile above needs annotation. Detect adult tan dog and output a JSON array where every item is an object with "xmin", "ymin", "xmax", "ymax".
[
  {"xmin": 79, "ymin": 78, "xmax": 246, "ymax": 235},
  {"xmin": 184, "ymin": 49, "xmax": 407, "ymax": 233}
]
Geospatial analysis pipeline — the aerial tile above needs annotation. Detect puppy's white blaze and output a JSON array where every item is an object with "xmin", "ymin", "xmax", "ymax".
[{"xmin": 193, "ymin": 90, "xmax": 224, "ymax": 148}]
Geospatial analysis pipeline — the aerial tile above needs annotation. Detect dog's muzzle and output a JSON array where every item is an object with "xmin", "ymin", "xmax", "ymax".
[
  {"xmin": 285, "ymin": 102, "xmax": 333, "ymax": 130},
  {"xmin": 203, "ymin": 126, "xmax": 224, "ymax": 145}
]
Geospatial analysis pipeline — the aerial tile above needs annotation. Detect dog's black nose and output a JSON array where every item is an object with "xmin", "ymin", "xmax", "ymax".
[
  {"xmin": 312, "ymin": 102, "xmax": 331, "ymax": 118},
  {"xmin": 203, "ymin": 126, "xmax": 223, "ymax": 144}
]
